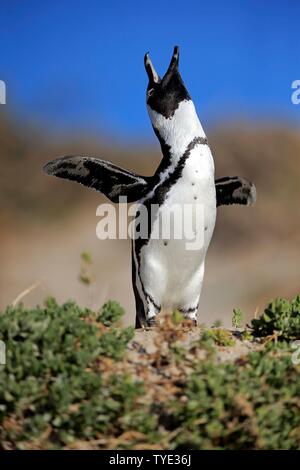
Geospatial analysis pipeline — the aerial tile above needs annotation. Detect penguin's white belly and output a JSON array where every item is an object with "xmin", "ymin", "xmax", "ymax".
[{"xmin": 139, "ymin": 146, "xmax": 216, "ymax": 310}]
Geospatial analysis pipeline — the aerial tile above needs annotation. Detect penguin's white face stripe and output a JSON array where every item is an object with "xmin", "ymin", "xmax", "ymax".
[
  {"xmin": 140, "ymin": 100, "xmax": 208, "ymax": 204},
  {"xmin": 147, "ymin": 100, "xmax": 206, "ymax": 160}
]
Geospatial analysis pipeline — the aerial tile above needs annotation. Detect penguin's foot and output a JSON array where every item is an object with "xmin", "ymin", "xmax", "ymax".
[
  {"xmin": 182, "ymin": 316, "xmax": 198, "ymax": 327},
  {"xmin": 146, "ymin": 317, "xmax": 157, "ymax": 328}
]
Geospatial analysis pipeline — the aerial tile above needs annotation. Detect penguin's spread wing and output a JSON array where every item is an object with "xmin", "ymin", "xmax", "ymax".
[
  {"xmin": 215, "ymin": 176, "xmax": 256, "ymax": 207},
  {"xmin": 43, "ymin": 156, "xmax": 149, "ymax": 203}
]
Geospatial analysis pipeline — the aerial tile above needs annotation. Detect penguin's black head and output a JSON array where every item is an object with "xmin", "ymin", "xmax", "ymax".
[{"xmin": 144, "ymin": 46, "xmax": 191, "ymax": 119}]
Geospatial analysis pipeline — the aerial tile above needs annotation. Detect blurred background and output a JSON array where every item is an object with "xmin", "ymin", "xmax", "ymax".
[{"xmin": 0, "ymin": 0, "xmax": 299, "ymax": 326}]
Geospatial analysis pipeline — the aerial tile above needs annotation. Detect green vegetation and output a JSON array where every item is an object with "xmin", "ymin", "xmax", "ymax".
[
  {"xmin": 0, "ymin": 296, "xmax": 299, "ymax": 449},
  {"xmin": 251, "ymin": 295, "xmax": 300, "ymax": 340},
  {"xmin": 78, "ymin": 251, "xmax": 94, "ymax": 286},
  {"xmin": 232, "ymin": 308, "xmax": 244, "ymax": 329},
  {"xmin": 0, "ymin": 298, "xmax": 134, "ymax": 449},
  {"xmin": 200, "ymin": 328, "xmax": 235, "ymax": 347},
  {"xmin": 172, "ymin": 342, "xmax": 300, "ymax": 449},
  {"xmin": 211, "ymin": 319, "xmax": 223, "ymax": 328}
]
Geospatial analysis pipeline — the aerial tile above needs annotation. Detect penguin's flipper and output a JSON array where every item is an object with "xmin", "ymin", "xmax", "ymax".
[
  {"xmin": 43, "ymin": 156, "xmax": 149, "ymax": 203},
  {"xmin": 215, "ymin": 176, "xmax": 256, "ymax": 207}
]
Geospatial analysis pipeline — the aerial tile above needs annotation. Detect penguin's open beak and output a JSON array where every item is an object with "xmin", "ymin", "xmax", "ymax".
[
  {"xmin": 144, "ymin": 52, "xmax": 160, "ymax": 84},
  {"xmin": 144, "ymin": 46, "xmax": 180, "ymax": 84}
]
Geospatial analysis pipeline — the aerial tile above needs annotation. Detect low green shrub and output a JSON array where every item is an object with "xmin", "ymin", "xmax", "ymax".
[
  {"xmin": 251, "ymin": 295, "xmax": 300, "ymax": 340},
  {"xmin": 0, "ymin": 295, "xmax": 299, "ymax": 449},
  {"xmin": 200, "ymin": 328, "xmax": 235, "ymax": 347},
  {"xmin": 97, "ymin": 300, "xmax": 125, "ymax": 327},
  {"xmin": 0, "ymin": 298, "xmax": 135, "ymax": 448},
  {"xmin": 171, "ymin": 342, "xmax": 300, "ymax": 449}
]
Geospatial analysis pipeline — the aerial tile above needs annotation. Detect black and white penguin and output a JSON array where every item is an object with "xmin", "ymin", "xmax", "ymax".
[{"xmin": 44, "ymin": 46, "xmax": 256, "ymax": 328}]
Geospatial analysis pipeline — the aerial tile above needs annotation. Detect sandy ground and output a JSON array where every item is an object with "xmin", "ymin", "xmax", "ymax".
[{"xmin": 129, "ymin": 326, "xmax": 263, "ymax": 363}]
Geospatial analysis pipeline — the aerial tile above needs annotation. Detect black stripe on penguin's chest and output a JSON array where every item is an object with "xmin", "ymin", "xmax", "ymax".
[
  {"xmin": 153, "ymin": 136, "xmax": 208, "ymax": 204},
  {"xmin": 133, "ymin": 135, "xmax": 208, "ymax": 259}
]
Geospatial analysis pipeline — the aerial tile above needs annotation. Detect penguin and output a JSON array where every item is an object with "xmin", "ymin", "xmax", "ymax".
[{"xmin": 44, "ymin": 46, "xmax": 256, "ymax": 328}]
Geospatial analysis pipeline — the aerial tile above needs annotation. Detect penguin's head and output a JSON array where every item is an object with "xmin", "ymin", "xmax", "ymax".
[
  {"xmin": 144, "ymin": 46, "xmax": 191, "ymax": 120},
  {"xmin": 144, "ymin": 47, "xmax": 204, "ymax": 150}
]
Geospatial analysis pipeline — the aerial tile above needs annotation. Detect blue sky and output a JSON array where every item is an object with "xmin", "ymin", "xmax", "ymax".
[{"xmin": 1, "ymin": 0, "xmax": 300, "ymax": 139}]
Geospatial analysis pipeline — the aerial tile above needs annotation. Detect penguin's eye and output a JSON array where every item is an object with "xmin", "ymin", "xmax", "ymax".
[{"xmin": 147, "ymin": 88, "xmax": 155, "ymax": 97}]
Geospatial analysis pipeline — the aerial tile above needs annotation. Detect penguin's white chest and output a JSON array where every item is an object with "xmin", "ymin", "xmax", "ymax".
[{"xmin": 138, "ymin": 146, "xmax": 216, "ymax": 310}]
